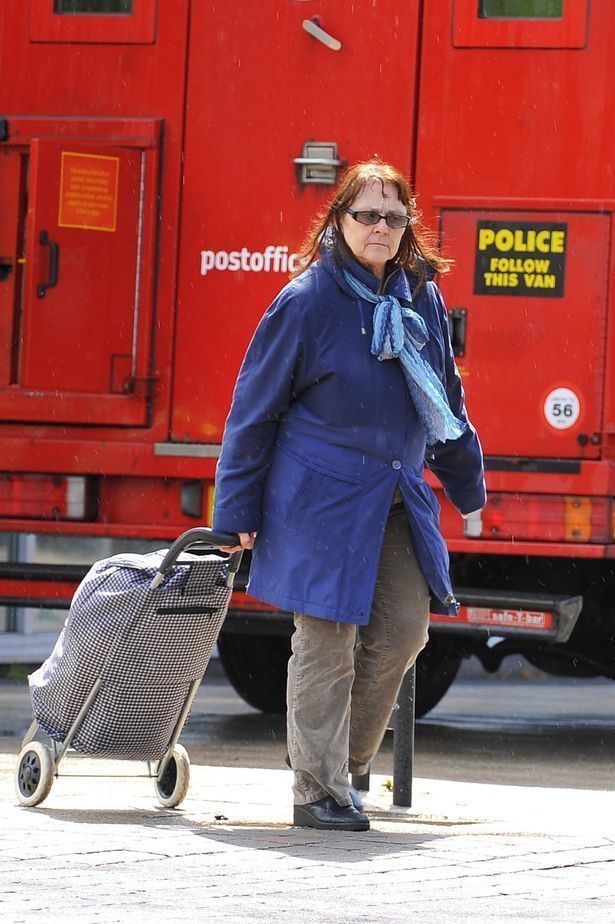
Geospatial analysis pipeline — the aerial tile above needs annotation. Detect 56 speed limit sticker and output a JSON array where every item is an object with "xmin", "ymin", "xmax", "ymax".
[{"xmin": 543, "ymin": 387, "xmax": 581, "ymax": 430}]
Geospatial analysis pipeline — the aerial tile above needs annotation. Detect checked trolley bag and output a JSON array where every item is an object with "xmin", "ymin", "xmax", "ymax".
[{"xmin": 15, "ymin": 528, "xmax": 242, "ymax": 808}]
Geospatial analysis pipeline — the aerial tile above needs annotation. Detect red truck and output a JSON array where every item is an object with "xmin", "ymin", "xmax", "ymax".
[{"xmin": 0, "ymin": 0, "xmax": 613, "ymax": 715}]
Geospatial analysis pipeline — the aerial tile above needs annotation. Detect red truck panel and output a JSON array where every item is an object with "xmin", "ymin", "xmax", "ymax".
[
  {"xmin": 418, "ymin": 0, "xmax": 612, "ymax": 202},
  {"xmin": 439, "ymin": 209, "xmax": 610, "ymax": 459},
  {"xmin": 0, "ymin": 0, "xmax": 613, "ymax": 550},
  {"xmin": 0, "ymin": 1, "xmax": 189, "ymax": 445},
  {"xmin": 172, "ymin": 0, "xmax": 422, "ymax": 442}
]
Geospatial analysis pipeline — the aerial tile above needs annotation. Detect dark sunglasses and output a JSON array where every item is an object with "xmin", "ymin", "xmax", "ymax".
[{"xmin": 345, "ymin": 208, "xmax": 410, "ymax": 230}]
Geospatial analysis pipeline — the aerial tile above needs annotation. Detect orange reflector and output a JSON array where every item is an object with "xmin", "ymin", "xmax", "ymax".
[
  {"xmin": 481, "ymin": 493, "xmax": 610, "ymax": 543},
  {"xmin": 564, "ymin": 496, "xmax": 592, "ymax": 541},
  {"xmin": 0, "ymin": 474, "xmax": 88, "ymax": 520},
  {"xmin": 206, "ymin": 482, "xmax": 215, "ymax": 526}
]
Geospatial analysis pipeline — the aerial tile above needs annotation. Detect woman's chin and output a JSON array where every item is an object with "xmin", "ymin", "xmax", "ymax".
[{"xmin": 360, "ymin": 255, "xmax": 388, "ymax": 276}]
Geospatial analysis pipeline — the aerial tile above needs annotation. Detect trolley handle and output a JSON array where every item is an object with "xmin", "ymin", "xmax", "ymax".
[{"xmin": 150, "ymin": 527, "xmax": 242, "ymax": 590}]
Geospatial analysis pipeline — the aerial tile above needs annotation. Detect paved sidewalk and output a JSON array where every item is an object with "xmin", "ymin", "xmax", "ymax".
[{"xmin": 2, "ymin": 749, "xmax": 614, "ymax": 923}]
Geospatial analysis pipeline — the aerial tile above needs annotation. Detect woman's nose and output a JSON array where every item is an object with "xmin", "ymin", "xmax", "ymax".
[{"xmin": 374, "ymin": 216, "xmax": 388, "ymax": 230}]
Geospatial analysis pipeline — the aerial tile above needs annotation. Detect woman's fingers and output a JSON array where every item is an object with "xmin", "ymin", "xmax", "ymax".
[{"xmin": 219, "ymin": 532, "xmax": 254, "ymax": 553}]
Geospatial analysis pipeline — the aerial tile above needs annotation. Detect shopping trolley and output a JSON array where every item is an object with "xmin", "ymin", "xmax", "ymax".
[{"xmin": 15, "ymin": 527, "xmax": 242, "ymax": 808}]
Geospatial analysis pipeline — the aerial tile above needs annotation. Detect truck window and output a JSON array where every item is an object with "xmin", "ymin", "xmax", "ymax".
[
  {"xmin": 479, "ymin": 0, "xmax": 563, "ymax": 17},
  {"xmin": 53, "ymin": 1, "xmax": 134, "ymax": 12},
  {"xmin": 31, "ymin": 0, "xmax": 154, "ymax": 43},
  {"xmin": 454, "ymin": 0, "xmax": 586, "ymax": 47}
]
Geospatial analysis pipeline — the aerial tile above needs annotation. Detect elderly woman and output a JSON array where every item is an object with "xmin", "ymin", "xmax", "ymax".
[{"xmin": 213, "ymin": 161, "xmax": 485, "ymax": 832}]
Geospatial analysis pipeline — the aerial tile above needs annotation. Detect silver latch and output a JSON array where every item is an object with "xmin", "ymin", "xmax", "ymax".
[
  {"xmin": 293, "ymin": 141, "xmax": 344, "ymax": 186},
  {"xmin": 301, "ymin": 18, "xmax": 342, "ymax": 52}
]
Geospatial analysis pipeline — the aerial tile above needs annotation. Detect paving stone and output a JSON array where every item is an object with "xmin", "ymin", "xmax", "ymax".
[{"xmin": 3, "ymin": 748, "xmax": 615, "ymax": 921}]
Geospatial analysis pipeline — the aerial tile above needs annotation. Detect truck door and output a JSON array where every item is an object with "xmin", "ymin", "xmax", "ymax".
[
  {"xmin": 0, "ymin": 129, "xmax": 159, "ymax": 427},
  {"xmin": 173, "ymin": 0, "xmax": 423, "ymax": 443},
  {"xmin": 415, "ymin": 1, "xmax": 609, "ymax": 461},
  {"xmin": 439, "ymin": 210, "xmax": 609, "ymax": 459}
]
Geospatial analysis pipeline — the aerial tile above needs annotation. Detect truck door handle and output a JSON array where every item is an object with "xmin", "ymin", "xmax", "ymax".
[
  {"xmin": 302, "ymin": 18, "xmax": 342, "ymax": 51},
  {"xmin": 37, "ymin": 230, "xmax": 59, "ymax": 298},
  {"xmin": 447, "ymin": 308, "xmax": 467, "ymax": 357}
]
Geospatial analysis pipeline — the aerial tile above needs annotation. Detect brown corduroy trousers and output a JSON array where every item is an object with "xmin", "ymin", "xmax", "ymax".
[{"xmin": 287, "ymin": 502, "xmax": 430, "ymax": 807}]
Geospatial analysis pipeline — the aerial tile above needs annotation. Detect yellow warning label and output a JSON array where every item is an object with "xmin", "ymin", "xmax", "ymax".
[
  {"xmin": 474, "ymin": 221, "xmax": 567, "ymax": 297},
  {"xmin": 58, "ymin": 152, "xmax": 119, "ymax": 233}
]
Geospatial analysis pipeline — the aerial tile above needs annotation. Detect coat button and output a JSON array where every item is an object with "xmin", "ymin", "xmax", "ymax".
[{"xmin": 391, "ymin": 460, "xmax": 402, "ymax": 470}]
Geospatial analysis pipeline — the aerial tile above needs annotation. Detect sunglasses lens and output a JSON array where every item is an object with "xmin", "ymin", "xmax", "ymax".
[
  {"xmin": 350, "ymin": 210, "xmax": 409, "ymax": 228},
  {"xmin": 355, "ymin": 211, "xmax": 381, "ymax": 225},
  {"xmin": 386, "ymin": 215, "xmax": 409, "ymax": 229}
]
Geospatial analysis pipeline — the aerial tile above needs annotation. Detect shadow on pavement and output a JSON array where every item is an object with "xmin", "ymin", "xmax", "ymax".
[{"xmin": 29, "ymin": 805, "xmax": 442, "ymax": 861}]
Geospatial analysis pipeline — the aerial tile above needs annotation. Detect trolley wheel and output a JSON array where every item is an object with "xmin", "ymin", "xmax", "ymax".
[
  {"xmin": 155, "ymin": 744, "xmax": 190, "ymax": 808},
  {"xmin": 15, "ymin": 741, "xmax": 55, "ymax": 807}
]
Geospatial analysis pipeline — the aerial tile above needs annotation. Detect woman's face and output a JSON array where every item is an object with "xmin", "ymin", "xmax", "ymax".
[{"xmin": 339, "ymin": 180, "xmax": 408, "ymax": 280}]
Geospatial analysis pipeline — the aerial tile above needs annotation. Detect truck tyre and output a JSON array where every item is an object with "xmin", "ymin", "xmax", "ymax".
[
  {"xmin": 217, "ymin": 632, "xmax": 290, "ymax": 714},
  {"xmin": 414, "ymin": 635, "xmax": 462, "ymax": 718},
  {"xmin": 218, "ymin": 632, "xmax": 461, "ymax": 718}
]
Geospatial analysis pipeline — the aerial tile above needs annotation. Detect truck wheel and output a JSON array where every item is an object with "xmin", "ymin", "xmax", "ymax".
[
  {"xmin": 218, "ymin": 631, "xmax": 461, "ymax": 718},
  {"xmin": 415, "ymin": 635, "xmax": 462, "ymax": 718},
  {"xmin": 217, "ymin": 632, "xmax": 290, "ymax": 714}
]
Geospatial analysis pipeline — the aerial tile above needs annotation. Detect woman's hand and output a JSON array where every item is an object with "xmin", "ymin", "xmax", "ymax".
[{"xmin": 219, "ymin": 532, "xmax": 255, "ymax": 553}]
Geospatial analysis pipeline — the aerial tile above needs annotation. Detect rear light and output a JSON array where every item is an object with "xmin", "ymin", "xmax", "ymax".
[
  {"xmin": 0, "ymin": 474, "xmax": 90, "ymax": 520},
  {"xmin": 180, "ymin": 480, "xmax": 204, "ymax": 518},
  {"xmin": 479, "ymin": 493, "xmax": 610, "ymax": 543},
  {"xmin": 231, "ymin": 592, "xmax": 277, "ymax": 612}
]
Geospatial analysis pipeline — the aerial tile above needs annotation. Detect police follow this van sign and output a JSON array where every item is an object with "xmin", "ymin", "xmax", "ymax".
[{"xmin": 474, "ymin": 220, "xmax": 567, "ymax": 297}]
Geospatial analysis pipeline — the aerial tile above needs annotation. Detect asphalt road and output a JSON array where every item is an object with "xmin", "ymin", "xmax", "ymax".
[
  {"xmin": 183, "ymin": 667, "xmax": 615, "ymax": 792},
  {"xmin": 2, "ymin": 665, "xmax": 614, "ymax": 791}
]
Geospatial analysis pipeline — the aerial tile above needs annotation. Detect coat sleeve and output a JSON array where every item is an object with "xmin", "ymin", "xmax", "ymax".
[
  {"xmin": 425, "ymin": 281, "xmax": 487, "ymax": 516},
  {"xmin": 212, "ymin": 286, "xmax": 313, "ymax": 534}
]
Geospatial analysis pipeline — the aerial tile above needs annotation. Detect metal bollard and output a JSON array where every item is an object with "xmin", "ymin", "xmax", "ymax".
[{"xmin": 393, "ymin": 663, "xmax": 415, "ymax": 807}]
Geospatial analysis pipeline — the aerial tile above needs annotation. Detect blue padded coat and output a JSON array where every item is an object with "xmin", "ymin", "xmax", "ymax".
[{"xmin": 213, "ymin": 250, "xmax": 486, "ymax": 624}]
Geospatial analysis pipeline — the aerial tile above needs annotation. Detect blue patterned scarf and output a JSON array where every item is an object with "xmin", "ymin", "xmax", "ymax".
[{"xmin": 343, "ymin": 270, "xmax": 467, "ymax": 444}]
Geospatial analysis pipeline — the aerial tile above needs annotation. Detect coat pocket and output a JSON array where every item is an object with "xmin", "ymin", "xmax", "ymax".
[
  {"xmin": 264, "ymin": 445, "xmax": 362, "ymax": 533},
  {"xmin": 278, "ymin": 442, "xmax": 362, "ymax": 486},
  {"xmin": 287, "ymin": 467, "xmax": 318, "ymax": 524},
  {"xmin": 283, "ymin": 461, "xmax": 361, "ymax": 532}
]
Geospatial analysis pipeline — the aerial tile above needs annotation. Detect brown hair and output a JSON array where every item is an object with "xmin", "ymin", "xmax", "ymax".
[{"xmin": 293, "ymin": 160, "xmax": 451, "ymax": 293}]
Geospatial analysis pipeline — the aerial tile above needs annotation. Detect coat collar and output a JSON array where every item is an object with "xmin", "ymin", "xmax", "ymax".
[{"xmin": 320, "ymin": 247, "xmax": 417, "ymax": 304}]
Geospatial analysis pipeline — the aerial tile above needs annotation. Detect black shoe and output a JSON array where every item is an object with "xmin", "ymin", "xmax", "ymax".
[
  {"xmin": 293, "ymin": 796, "xmax": 370, "ymax": 831},
  {"xmin": 286, "ymin": 753, "xmax": 366, "ymax": 813}
]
